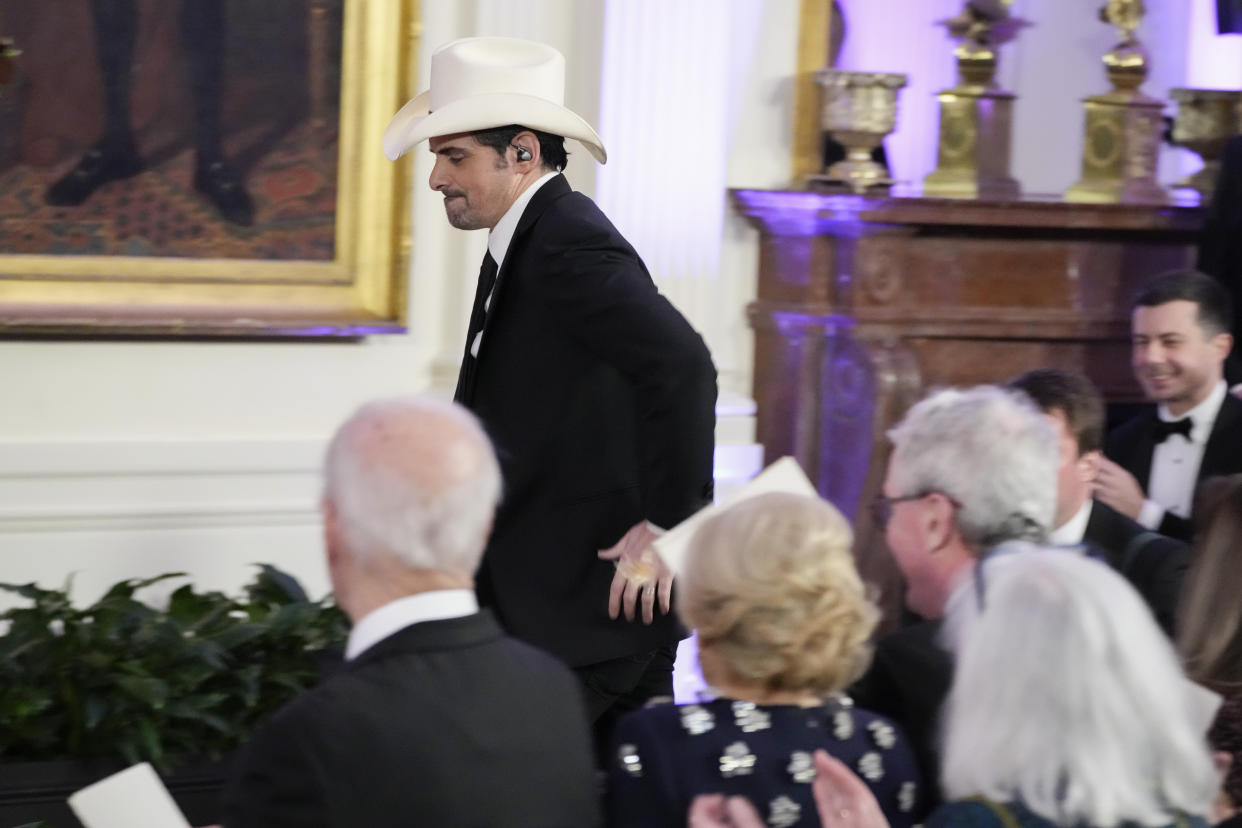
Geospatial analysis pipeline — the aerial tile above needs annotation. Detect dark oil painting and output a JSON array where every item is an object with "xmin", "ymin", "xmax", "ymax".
[{"xmin": 0, "ymin": 0, "xmax": 343, "ymax": 260}]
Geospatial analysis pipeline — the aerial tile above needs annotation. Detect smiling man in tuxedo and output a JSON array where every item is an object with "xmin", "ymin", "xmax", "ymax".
[
  {"xmin": 1097, "ymin": 270, "xmax": 1242, "ymax": 541},
  {"xmin": 381, "ymin": 37, "xmax": 717, "ymax": 757}
]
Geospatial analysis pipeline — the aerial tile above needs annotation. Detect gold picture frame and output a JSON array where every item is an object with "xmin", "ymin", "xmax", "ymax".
[{"xmin": 0, "ymin": 0, "xmax": 417, "ymax": 336}]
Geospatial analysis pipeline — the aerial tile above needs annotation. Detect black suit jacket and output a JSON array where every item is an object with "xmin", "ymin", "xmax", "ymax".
[
  {"xmin": 455, "ymin": 175, "xmax": 717, "ymax": 667},
  {"xmin": 1198, "ymin": 134, "xmax": 1242, "ymax": 384},
  {"xmin": 1104, "ymin": 392, "xmax": 1242, "ymax": 540},
  {"xmin": 222, "ymin": 611, "xmax": 600, "ymax": 828},
  {"xmin": 1080, "ymin": 499, "xmax": 1189, "ymax": 635},
  {"xmin": 849, "ymin": 619, "xmax": 951, "ymax": 810}
]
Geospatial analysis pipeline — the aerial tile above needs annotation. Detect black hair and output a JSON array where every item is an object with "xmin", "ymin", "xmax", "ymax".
[
  {"xmin": 470, "ymin": 124, "xmax": 568, "ymax": 172},
  {"xmin": 1133, "ymin": 270, "xmax": 1234, "ymax": 338},
  {"xmin": 1007, "ymin": 369, "xmax": 1105, "ymax": 455}
]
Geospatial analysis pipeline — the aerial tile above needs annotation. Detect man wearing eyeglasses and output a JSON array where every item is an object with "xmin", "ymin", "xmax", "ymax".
[{"xmin": 850, "ymin": 385, "xmax": 1058, "ymax": 805}]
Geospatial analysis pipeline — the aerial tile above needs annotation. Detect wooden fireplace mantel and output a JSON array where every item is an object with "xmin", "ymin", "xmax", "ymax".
[{"xmin": 731, "ymin": 188, "xmax": 1203, "ymax": 618}]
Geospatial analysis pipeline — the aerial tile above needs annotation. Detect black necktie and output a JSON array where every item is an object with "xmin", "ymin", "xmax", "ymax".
[
  {"xmin": 453, "ymin": 252, "xmax": 499, "ymax": 404},
  {"xmin": 467, "ymin": 252, "xmax": 499, "ymax": 345},
  {"xmin": 1152, "ymin": 417, "xmax": 1192, "ymax": 444}
]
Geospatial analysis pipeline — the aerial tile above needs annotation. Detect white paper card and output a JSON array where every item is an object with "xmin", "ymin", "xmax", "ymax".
[
  {"xmin": 68, "ymin": 762, "xmax": 193, "ymax": 828},
  {"xmin": 653, "ymin": 456, "xmax": 818, "ymax": 575}
]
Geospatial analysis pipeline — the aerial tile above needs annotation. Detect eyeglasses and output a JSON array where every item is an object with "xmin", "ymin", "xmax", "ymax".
[
  {"xmin": 869, "ymin": 490, "xmax": 962, "ymax": 530},
  {"xmin": 869, "ymin": 493, "xmax": 931, "ymax": 530}
]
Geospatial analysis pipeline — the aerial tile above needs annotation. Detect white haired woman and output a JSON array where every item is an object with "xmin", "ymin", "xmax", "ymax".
[
  {"xmin": 606, "ymin": 492, "xmax": 923, "ymax": 828},
  {"xmin": 931, "ymin": 546, "xmax": 1215, "ymax": 828}
]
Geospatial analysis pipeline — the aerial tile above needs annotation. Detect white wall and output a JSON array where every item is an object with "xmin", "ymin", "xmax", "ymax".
[
  {"xmin": 4, "ymin": 0, "xmax": 1232, "ymax": 608},
  {"xmin": 0, "ymin": 0, "xmax": 770, "ymax": 607},
  {"xmin": 837, "ymin": 0, "xmax": 1229, "ymax": 194}
]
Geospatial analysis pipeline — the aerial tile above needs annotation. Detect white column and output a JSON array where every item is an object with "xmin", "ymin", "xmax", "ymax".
[{"xmin": 594, "ymin": 0, "xmax": 733, "ymax": 380}]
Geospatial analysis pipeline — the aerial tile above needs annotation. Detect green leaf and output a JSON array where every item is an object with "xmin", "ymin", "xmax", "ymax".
[
  {"xmin": 116, "ymin": 676, "xmax": 170, "ymax": 709},
  {"xmin": 0, "ymin": 582, "xmax": 58, "ymax": 601},
  {"xmin": 0, "ymin": 565, "xmax": 346, "ymax": 767},
  {"xmin": 102, "ymin": 573, "xmax": 187, "ymax": 601},
  {"xmin": 207, "ymin": 622, "xmax": 268, "ymax": 651},
  {"xmin": 137, "ymin": 717, "xmax": 164, "ymax": 767},
  {"xmin": 251, "ymin": 564, "xmax": 310, "ymax": 605}
]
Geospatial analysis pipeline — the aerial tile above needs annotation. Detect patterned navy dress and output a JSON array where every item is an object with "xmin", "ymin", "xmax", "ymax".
[{"xmin": 606, "ymin": 695, "xmax": 924, "ymax": 828}]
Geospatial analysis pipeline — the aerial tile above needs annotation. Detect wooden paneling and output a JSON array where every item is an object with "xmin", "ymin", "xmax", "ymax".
[{"xmin": 733, "ymin": 189, "xmax": 1202, "ymax": 624}]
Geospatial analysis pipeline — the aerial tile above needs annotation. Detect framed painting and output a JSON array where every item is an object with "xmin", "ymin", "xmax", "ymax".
[{"xmin": 0, "ymin": 0, "xmax": 417, "ymax": 336}]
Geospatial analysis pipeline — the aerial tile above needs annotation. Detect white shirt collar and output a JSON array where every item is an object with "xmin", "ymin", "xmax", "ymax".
[
  {"xmin": 488, "ymin": 171, "xmax": 558, "ymax": 270},
  {"xmin": 344, "ymin": 589, "xmax": 478, "ymax": 661},
  {"xmin": 1157, "ymin": 380, "xmax": 1227, "ymax": 444},
  {"xmin": 1050, "ymin": 499, "xmax": 1093, "ymax": 546}
]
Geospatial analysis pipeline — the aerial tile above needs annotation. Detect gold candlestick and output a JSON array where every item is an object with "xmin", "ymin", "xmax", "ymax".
[
  {"xmin": 1064, "ymin": 0, "xmax": 1167, "ymax": 204},
  {"xmin": 924, "ymin": 1, "xmax": 1026, "ymax": 199}
]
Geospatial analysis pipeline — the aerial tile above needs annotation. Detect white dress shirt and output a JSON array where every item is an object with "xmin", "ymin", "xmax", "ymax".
[
  {"xmin": 1050, "ymin": 499, "xmax": 1093, "ymax": 546},
  {"xmin": 1137, "ymin": 380, "xmax": 1228, "ymax": 529},
  {"xmin": 469, "ymin": 171, "xmax": 558, "ymax": 358},
  {"xmin": 345, "ymin": 589, "xmax": 479, "ymax": 661}
]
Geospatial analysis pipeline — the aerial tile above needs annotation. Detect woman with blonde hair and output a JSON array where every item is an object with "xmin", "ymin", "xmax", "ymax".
[
  {"xmin": 1178, "ymin": 474, "xmax": 1242, "ymax": 828},
  {"xmin": 606, "ymin": 492, "xmax": 922, "ymax": 828},
  {"xmin": 689, "ymin": 547, "xmax": 1218, "ymax": 828}
]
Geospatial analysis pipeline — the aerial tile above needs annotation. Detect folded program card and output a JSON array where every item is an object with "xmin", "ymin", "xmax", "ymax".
[
  {"xmin": 68, "ymin": 762, "xmax": 192, "ymax": 828},
  {"xmin": 653, "ymin": 456, "xmax": 818, "ymax": 575}
]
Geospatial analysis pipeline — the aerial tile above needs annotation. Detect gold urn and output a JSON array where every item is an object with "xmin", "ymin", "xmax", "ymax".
[
  {"xmin": 1169, "ymin": 87, "xmax": 1241, "ymax": 202},
  {"xmin": 812, "ymin": 69, "xmax": 908, "ymax": 193}
]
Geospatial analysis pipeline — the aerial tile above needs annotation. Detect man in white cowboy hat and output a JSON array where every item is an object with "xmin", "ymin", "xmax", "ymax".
[{"xmin": 383, "ymin": 36, "xmax": 717, "ymax": 756}]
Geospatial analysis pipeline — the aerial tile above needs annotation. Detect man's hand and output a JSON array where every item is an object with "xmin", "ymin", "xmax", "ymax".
[
  {"xmin": 1094, "ymin": 457, "xmax": 1146, "ymax": 519},
  {"xmin": 598, "ymin": 521, "xmax": 673, "ymax": 624}
]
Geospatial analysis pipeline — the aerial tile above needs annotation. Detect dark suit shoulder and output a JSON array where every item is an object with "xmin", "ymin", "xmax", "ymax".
[
  {"xmin": 1084, "ymin": 500, "xmax": 1188, "ymax": 635},
  {"xmin": 1104, "ymin": 407, "xmax": 1155, "ymax": 459},
  {"xmin": 1208, "ymin": 392, "xmax": 1242, "ymax": 443},
  {"xmin": 225, "ymin": 618, "xmax": 599, "ymax": 828}
]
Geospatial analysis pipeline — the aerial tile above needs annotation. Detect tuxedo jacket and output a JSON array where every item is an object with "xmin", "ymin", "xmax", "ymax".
[
  {"xmin": 1104, "ymin": 392, "xmax": 1242, "ymax": 541},
  {"xmin": 221, "ymin": 611, "xmax": 601, "ymax": 828},
  {"xmin": 1081, "ymin": 499, "xmax": 1189, "ymax": 635},
  {"xmin": 454, "ymin": 174, "xmax": 717, "ymax": 667}
]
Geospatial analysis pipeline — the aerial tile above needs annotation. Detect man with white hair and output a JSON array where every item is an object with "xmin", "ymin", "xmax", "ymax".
[
  {"xmin": 850, "ymin": 385, "xmax": 1059, "ymax": 807},
  {"xmin": 221, "ymin": 397, "xmax": 600, "ymax": 827},
  {"xmin": 382, "ymin": 36, "xmax": 717, "ymax": 752}
]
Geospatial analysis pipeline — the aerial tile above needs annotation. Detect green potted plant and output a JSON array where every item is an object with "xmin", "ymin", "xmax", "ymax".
[{"xmin": 0, "ymin": 565, "xmax": 347, "ymax": 828}]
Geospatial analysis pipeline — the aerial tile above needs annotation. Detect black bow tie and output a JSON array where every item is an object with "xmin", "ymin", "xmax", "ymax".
[{"xmin": 1152, "ymin": 417, "xmax": 1192, "ymax": 444}]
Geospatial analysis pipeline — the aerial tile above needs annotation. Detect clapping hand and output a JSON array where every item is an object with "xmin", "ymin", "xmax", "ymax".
[{"xmin": 687, "ymin": 750, "xmax": 891, "ymax": 828}]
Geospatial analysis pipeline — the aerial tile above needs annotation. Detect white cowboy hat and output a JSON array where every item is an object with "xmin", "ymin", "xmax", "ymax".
[{"xmin": 382, "ymin": 37, "xmax": 607, "ymax": 164}]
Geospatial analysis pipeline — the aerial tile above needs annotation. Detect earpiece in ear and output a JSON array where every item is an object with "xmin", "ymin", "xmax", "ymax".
[{"xmin": 514, "ymin": 146, "xmax": 532, "ymax": 162}]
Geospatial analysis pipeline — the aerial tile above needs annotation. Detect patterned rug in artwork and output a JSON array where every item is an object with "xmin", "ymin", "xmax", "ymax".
[{"xmin": 0, "ymin": 122, "xmax": 338, "ymax": 261}]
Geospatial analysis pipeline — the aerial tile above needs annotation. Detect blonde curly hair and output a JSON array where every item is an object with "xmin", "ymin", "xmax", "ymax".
[{"xmin": 679, "ymin": 492, "xmax": 878, "ymax": 696}]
